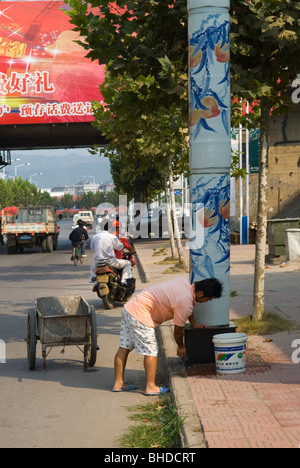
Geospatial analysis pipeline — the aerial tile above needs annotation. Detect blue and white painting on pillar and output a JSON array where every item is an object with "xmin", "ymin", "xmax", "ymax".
[
  {"xmin": 189, "ymin": 14, "xmax": 230, "ymax": 138},
  {"xmin": 190, "ymin": 174, "xmax": 230, "ymax": 284},
  {"xmin": 188, "ymin": 13, "xmax": 230, "ymax": 284}
]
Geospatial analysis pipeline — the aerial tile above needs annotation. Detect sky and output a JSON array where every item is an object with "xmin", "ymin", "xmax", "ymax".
[{"xmin": 3, "ymin": 148, "xmax": 112, "ymax": 189}]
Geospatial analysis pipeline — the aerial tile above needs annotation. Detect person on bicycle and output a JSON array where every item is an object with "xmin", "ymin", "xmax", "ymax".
[{"xmin": 69, "ymin": 219, "xmax": 89, "ymax": 258}]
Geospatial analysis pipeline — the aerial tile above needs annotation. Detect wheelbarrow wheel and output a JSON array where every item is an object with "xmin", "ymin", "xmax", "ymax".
[
  {"xmin": 27, "ymin": 309, "xmax": 37, "ymax": 370},
  {"xmin": 85, "ymin": 306, "xmax": 98, "ymax": 368}
]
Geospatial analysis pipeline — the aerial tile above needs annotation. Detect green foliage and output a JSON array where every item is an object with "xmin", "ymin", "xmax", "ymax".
[
  {"xmin": 65, "ymin": 0, "xmax": 300, "ymax": 206},
  {"xmin": 0, "ymin": 178, "xmax": 120, "ymax": 212},
  {"xmin": 65, "ymin": 0, "xmax": 188, "ymax": 82},
  {"xmin": 230, "ymin": 1, "xmax": 300, "ymax": 320},
  {"xmin": 0, "ymin": 178, "xmax": 55, "ymax": 209},
  {"xmin": 118, "ymin": 395, "xmax": 182, "ymax": 449},
  {"xmin": 59, "ymin": 190, "xmax": 120, "ymax": 210},
  {"xmin": 235, "ymin": 313, "xmax": 297, "ymax": 336},
  {"xmin": 230, "ymin": 149, "xmax": 247, "ymax": 179},
  {"xmin": 65, "ymin": 0, "xmax": 188, "ymax": 202},
  {"xmin": 59, "ymin": 193, "xmax": 74, "ymax": 209},
  {"xmin": 230, "ymin": 0, "xmax": 300, "ymax": 114}
]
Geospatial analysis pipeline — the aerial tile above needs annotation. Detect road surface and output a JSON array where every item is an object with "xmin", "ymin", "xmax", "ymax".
[{"xmin": 0, "ymin": 219, "xmax": 166, "ymax": 448}]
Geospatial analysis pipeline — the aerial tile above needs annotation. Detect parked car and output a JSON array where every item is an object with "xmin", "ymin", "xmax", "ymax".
[
  {"xmin": 72, "ymin": 211, "xmax": 94, "ymax": 229},
  {"xmin": 129, "ymin": 206, "xmax": 190, "ymax": 239}
]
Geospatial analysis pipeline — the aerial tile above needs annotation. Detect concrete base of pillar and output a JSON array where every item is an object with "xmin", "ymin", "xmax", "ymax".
[{"xmin": 184, "ymin": 322, "xmax": 237, "ymax": 365}]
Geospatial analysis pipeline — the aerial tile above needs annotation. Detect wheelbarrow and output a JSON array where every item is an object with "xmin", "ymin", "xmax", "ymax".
[{"xmin": 26, "ymin": 295, "xmax": 98, "ymax": 371}]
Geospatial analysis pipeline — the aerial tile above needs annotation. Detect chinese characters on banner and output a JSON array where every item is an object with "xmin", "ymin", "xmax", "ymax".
[{"xmin": 0, "ymin": 1, "xmax": 105, "ymax": 125}]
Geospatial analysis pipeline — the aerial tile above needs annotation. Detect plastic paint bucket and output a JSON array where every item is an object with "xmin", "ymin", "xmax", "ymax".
[{"xmin": 212, "ymin": 333, "xmax": 248, "ymax": 374}]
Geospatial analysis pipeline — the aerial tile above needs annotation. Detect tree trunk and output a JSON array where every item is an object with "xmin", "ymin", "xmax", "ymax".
[
  {"xmin": 167, "ymin": 156, "xmax": 186, "ymax": 267},
  {"xmin": 164, "ymin": 180, "xmax": 177, "ymax": 258},
  {"xmin": 253, "ymin": 97, "xmax": 271, "ymax": 321}
]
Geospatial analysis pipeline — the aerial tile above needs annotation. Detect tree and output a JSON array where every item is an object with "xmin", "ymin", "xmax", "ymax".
[
  {"xmin": 91, "ymin": 71, "xmax": 169, "ymax": 203},
  {"xmin": 66, "ymin": 0, "xmax": 189, "ymax": 262},
  {"xmin": 0, "ymin": 178, "xmax": 55, "ymax": 208},
  {"xmin": 92, "ymin": 69, "xmax": 188, "ymax": 263},
  {"xmin": 60, "ymin": 193, "xmax": 74, "ymax": 209},
  {"xmin": 230, "ymin": 0, "xmax": 300, "ymax": 320}
]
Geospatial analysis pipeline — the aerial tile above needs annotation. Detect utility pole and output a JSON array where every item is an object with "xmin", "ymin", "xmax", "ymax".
[{"xmin": 188, "ymin": 0, "xmax": 231, "ymax": 327}]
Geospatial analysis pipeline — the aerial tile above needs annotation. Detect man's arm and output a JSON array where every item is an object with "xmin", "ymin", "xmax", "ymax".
[
  {"xmin": 174, "ymin": 325, "xmax": 187, "ymax": 359},
  {"xmin": 113, "ymin": 235, "xmax": 125, "ymax": 251},
  {"xmin": 121, "ymin": 238, "xmax": 135, "ymax": 255}
]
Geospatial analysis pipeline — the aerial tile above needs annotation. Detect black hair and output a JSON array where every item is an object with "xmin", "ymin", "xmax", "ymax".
[
  {"xmin": 194, "ymin": 278, "xmax": 223, "ymax": 298},
  {"xmin": 100, "ymin": 219, "xmax": 113, "ymax": 231}
]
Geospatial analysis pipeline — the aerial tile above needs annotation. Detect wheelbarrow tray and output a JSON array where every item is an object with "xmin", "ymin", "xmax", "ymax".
[
  {"xmin": 26, "ymin": 295, "xmax": 98, "ymax": 371},
  {"xmin": 36, "ymin": 295, "xmax": 92, "ymax": 345}
]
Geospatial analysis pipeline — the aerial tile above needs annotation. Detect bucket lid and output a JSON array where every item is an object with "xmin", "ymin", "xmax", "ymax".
[{"xmin": 212, "ymin": 333, "xmax": 247, "ymax": 344}]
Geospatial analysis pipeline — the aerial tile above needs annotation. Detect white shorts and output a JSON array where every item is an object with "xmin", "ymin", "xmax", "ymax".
[{"xmin": 120, "ymin": 307, "xmax": 158, "ymax": 357}]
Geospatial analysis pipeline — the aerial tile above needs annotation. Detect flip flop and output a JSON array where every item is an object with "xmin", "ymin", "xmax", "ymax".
[
  {"xmin": 144, "ymin": 386, "xmax": 170, "ymax": 396},
  {"xmin": 112, "ymin": 383, "xmax": 136, "ymax": 392}
]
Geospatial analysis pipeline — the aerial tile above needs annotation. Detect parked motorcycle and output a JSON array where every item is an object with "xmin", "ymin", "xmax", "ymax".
[{"xmin": 93, "ymin": 253, "xmax": 136, "ymax": 309}]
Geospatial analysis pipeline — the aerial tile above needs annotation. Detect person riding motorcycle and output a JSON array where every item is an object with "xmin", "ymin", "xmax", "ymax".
[
  {"xmin": 90, "ymin": 219, "xmax": 134, "ymax": 291},
  {"xmin": 113, "ymin": 220, "xmax": 136, "ymax": 268},
  {"xmin": 69, "ymin": 219, "xmax": 89, "ymax": 258}
]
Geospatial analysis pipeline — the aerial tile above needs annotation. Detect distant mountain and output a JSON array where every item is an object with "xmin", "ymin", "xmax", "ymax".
[{"xmin": 7, "ymin": 148, "xmax": 112, "ymax": 189}]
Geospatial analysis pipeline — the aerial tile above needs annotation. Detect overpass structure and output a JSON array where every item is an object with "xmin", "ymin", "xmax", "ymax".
[{"xmin": 0, "ymin": 122, "xmax": 106, "ymax": 150}]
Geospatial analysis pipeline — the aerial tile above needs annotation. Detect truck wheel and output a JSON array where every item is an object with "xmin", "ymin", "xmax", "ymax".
[
  {"xmin": 7, "ymin": 244, "xmax": 17, "ymax": 254},
  {"xmin": 53, "ymin": 236, "xmax": 58, "ymax": 251},
  {"xmin": 41, "ymin": 238, "xmax": 47, "ymax": 252},
  {"xmin": 47, "ymin": 236, "xmax": 53, "ymax": 253}
]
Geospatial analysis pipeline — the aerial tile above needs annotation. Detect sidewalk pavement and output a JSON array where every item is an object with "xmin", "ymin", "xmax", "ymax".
[{"xmin": 134, "ymin": 239, "xmax": 300, "ymax": 448}]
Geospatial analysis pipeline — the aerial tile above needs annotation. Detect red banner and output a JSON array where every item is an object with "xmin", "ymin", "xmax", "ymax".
[{"xmin": 0, "ymin": 1, "xmax": 105, "ymax": 124}]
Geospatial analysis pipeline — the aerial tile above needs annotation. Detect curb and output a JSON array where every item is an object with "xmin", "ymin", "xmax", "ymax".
[
  {"xmin": 158, "ymin": 324, "xmax": 207, "ymax": 449},
  {"xmin": 132, "ymin": 240, "xmax": 151, "ymax": 284},
  {"xmin": 133, "ymin": 241, "xmax": 207, "ymax": 449}
]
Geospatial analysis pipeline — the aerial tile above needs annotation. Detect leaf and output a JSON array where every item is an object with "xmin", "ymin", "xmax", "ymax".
[
  {"xmin": 204, "ymin": 255, "xmax": 215, "ymax": 277},
  {"xmin": 199, "ymin": 118, "xmax": 216, "ymax": 133},
  {"xmin": 221, "ymin": 109, "xmax": 229, "ymax": 135},
  {"xmin": 215, "ymin": 251, "xmax": 230, "ymax": 264}
]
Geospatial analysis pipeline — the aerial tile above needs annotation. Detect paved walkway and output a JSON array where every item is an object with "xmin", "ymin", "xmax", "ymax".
[{"xmin": 134, "ymin": 239, "xmax": 300, "ymax": 448}]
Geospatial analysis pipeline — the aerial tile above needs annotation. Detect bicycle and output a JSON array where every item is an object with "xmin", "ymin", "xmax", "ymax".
[{"xmin": 72, "ymin": 243, "xmax": 85, "ymax": 266}]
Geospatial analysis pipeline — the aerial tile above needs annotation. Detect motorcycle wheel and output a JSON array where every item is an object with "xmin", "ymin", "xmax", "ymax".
[{"xmin": 102, "ymin": 294, "xmax": 115, "ymax": 310}]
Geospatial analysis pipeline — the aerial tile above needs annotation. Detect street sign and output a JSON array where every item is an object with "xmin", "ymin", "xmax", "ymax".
[{"xmin": 250, "ymin": 129, "xmax": 260, "ymax": 174}]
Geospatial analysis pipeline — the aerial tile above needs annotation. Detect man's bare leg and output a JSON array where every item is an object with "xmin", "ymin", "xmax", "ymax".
[
  {"xmin": 113, "ymin": 347, "xmax": 131, "ymax": 391},
  {"xmin": 144, "ymin": 355, "xmax": 161, "ymax": 394}
]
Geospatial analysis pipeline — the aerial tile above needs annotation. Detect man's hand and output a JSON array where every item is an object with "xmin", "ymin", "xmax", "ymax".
[
  {"xmin": 189, "ymin": 313, "xmax": 208, "ymax": 329},
  {"xmin": 193, "ymin": 323, "xmax": 208, "ymax": 329},
  {"xmin": 177, "ymin": 345, "xmax": 187, "ymax": 360}
]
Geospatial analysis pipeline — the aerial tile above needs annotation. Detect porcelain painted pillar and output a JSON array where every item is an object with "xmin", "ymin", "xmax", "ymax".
[{"xmin": 188, "ymin": 0, "xmax": 231, "ymax": 326}]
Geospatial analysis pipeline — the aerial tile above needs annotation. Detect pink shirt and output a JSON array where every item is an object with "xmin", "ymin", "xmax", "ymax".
[{"xmin": 125, "ymin": 277, "xmax": 196, "ymax": 328}]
